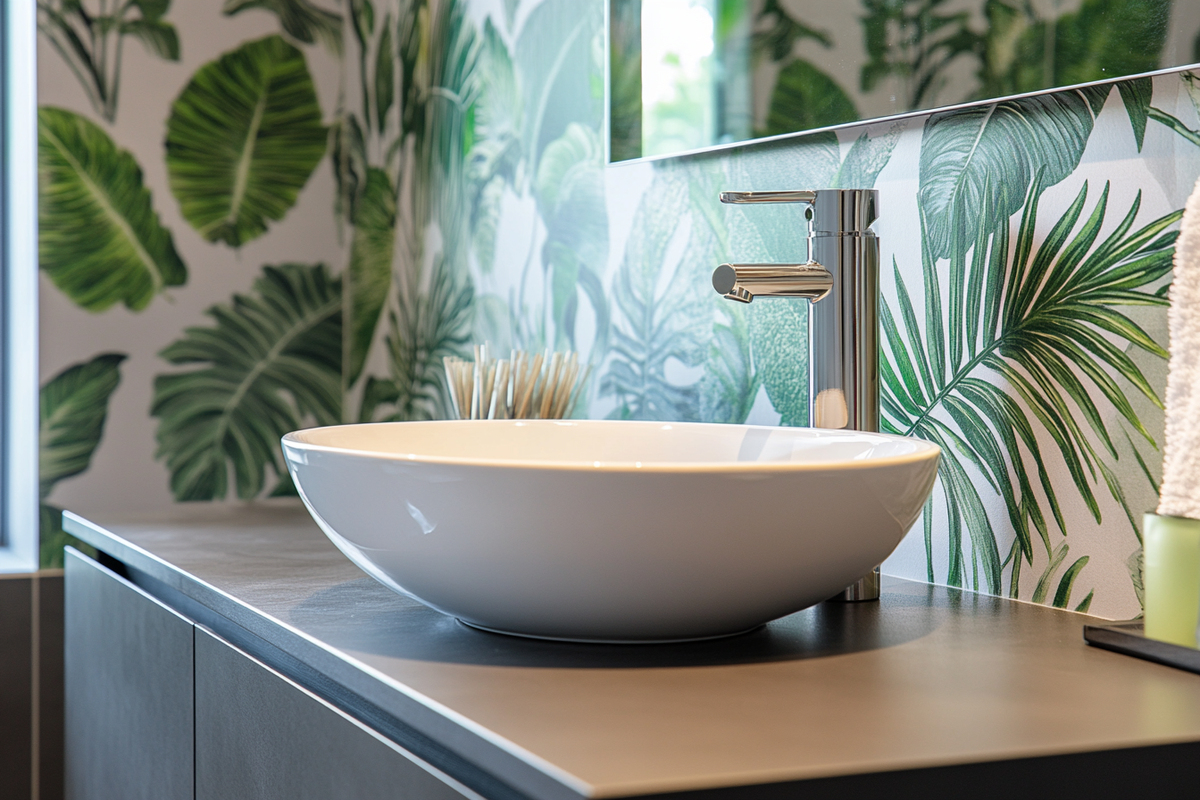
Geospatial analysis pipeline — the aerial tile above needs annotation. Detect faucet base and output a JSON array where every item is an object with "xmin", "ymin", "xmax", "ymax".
[{"xmin": 830, "ymin": 566, "xmax": 881, "ymax": 602}]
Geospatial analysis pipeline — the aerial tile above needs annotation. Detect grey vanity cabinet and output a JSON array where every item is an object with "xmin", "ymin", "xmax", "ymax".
[
  {"xmin": 65, "ymin": 549, "xmax": 477, "ymax": 800},
  {"xmin": 64, "ymin": 549, "xmax": 194, "ymax": 800},
  {"xmin": 194, "ymin": 626, "xmax": 476, "ymax": 799}
]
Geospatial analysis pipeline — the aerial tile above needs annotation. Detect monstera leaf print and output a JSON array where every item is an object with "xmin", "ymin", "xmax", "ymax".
[
  {"xmin": 152, "ymin": 264, "xmax": 342, "ymax": 501},
  {"xmin": 166, "ymin": 35, "xmax": 327, "ymax": 248},
  {"xmin": 38, "ymin": 107, "xmax": 186, "ymax": 311},
  {"xmin": 601, "ymin": 173, "xmax": 705, "ymax": 421},
  {"xmin": 883, "ymin": 174, "xmax": 1177, "ymax": 602},
  {"xmin": 38, "ymin": 353, "xmax": 125, "ymax": 567},
  {"xmin": 699, "ymin": 306, "xmax": 760, "ymax": 425}
]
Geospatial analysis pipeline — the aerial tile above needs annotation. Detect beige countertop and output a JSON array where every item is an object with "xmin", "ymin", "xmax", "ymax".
[{"xmin": 65, "ymin": 502, "xmax": 1200, "ymax": 799}]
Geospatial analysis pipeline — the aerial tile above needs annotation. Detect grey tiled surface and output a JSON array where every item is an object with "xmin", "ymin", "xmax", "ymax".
[
  {"xmin": 40, "ymin": 575, "xmax": 64, "ymax": 800},
  {"xmin": 0, "ymin": 576, "xmax": 32, "ymax": 800},
  {"xmin": 0, "ymin": 573, "xmax": 66, "ymax": 800}
]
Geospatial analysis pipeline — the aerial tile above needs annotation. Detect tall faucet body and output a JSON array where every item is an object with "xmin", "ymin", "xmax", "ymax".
[{"xmin": 713, "ymin": 189, "xmax": 882, "ymax": 601}]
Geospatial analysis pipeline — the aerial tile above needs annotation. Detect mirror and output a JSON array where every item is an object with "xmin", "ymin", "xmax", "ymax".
[{"xmin": 610, "ymin": 0, "xmax": 1200, "ymax": 162}]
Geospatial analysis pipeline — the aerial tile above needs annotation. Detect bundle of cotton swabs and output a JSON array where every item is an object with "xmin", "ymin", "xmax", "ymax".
[{"xmin": 443, "ymin": 345, "xmax": 592, "ymax": 420}]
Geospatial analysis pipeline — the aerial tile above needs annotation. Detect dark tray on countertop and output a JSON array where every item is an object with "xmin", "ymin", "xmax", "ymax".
[{"xmin": 1084, "ymin": 621, "xmax": 1200, "ymax": 675}]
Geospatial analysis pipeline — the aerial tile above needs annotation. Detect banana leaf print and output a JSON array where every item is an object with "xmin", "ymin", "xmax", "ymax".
[
  {"xmin": 152, "ymin": 264, "xmax": 342, "ymax": 501},
  {"xmin": 223, "ymin": 0, "xmax": 343, "ymax": 55},
  {"xmin": 882, "ymin": 174, "xmax": 1177, "ymax": 602},
  {"xmin": 40, "ymin": 353, "xmax": 127, "ymax": 499},
  {"xmin": 514, "ymin": 0, "xmax": 600, "ymax": 169},
  {"xmin": 38, "ymin": 106, "xmax": 186, "ymax": 311},
  {"xmin": 1146, "ymin": 73, "xmax": 1200, "ymax": 149},
  {"xmin": 535, "ymin": 123, "xmax": 609, "ymax": 352},
  {"xmin": 466, "ymin": 20, "xmax": 521, "ymax": 275},
  {"xmin": 423, "ymin": 0, "xmax": 484, "ymax": 272},
  {"xmin": 977, "ymin": 0, "xmax": 1168, "ymax": 109},
  {"xmin": 464, "ymin": 0, "xmax": 607, "ymax": 354},
  {"xmin": 38, "ymin": 0, "xmax": 180, "ymax": 122},
  {"xmin": 752, "ymin": 0, "xmax": 858, "ymax": 136},
  {"xmin": 343, "ymin": 0, "xmax": 413, "ymax": 150},
  {"xmin": 166, "ymin": 35, "xmax": 327, "ymax": 247},
  {"xmin": 919, "ymin": 80, "xmax": 1152, "ymax": 261},
  {"xmin": 366, "ymin": 257, "xmax": 473, "ymax": 422},
  {"xmin": 330, "ymin": 0, "xmax": 415, "ymax": 402},
  {"xmin": 327, "ymin": 0, "xmax": 481, "ymax": 418},
  {"xmin": 39, "ymin": 353, "xmax": 125, "ymax": 568},
  {"xmin": 763, "ymin": 60, "xmax": 859, "ymax": 137},
  {"xmin": 346, "ymin": 167, "xmax": 397, "ymax": 387}
]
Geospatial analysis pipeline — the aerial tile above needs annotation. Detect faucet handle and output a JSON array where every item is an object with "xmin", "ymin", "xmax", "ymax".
[
  {"xmin": 719, "ymin": 191, "xmax": 817, "ymax": 205},
  {"xmin": 722, "ymin": 189, "xmax": 878, "ymax": 235}
]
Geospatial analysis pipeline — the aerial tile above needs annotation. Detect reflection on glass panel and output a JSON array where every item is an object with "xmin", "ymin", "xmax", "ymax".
[
  {"xmin": 642, "ymin": 0, "xmax": 717, "ymax": 156},
  {"xmin": 612, "ymin": 0, "xmax": 1196, "ymax": 162}
]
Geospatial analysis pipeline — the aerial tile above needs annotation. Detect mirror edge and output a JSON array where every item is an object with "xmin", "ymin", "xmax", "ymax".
[{"xmin": 607, "ymin": 61, "xmax": 1200, "ymax": 167}]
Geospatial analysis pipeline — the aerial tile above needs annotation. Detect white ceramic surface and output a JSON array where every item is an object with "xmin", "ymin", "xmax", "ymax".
[{"xmin": 282, "ymin": 420, "xmax": 940, "ymax": 642}]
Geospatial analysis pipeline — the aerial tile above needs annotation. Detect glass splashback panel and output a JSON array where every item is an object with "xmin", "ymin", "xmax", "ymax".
[{"xmin": 610, "ymin": 0, "xmax": 1200, "ymax": 162}]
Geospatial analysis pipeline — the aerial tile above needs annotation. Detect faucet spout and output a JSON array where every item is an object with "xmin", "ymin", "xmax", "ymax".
[
  {"xmin": 714, "ymin": 187, "xmax": 881, "ymax": 602},
  {"xmin": 712, "ymin": 262, "xmax": 833, "ymax": 303}
]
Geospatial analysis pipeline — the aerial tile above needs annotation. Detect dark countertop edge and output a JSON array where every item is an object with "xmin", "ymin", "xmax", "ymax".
[
  {"xmin": 1083, "ymin": 622, "xmax": 1200, "ymax": 675},
  {"xmin": 63, "ymin": 511, "xmax": 594, "ymax": 800}
]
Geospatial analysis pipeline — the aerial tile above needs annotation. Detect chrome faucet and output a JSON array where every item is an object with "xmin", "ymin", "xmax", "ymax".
[{"xmin": 713, "ymin": 189, "xmax": 882, "ymax": 601}]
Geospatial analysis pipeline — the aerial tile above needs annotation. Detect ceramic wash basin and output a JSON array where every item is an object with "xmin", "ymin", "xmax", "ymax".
[{"xmin": 282, "ymin": 420, "xmax": 940, "ymax": 643}]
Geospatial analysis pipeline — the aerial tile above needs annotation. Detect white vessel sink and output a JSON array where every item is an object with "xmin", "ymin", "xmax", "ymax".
[{"xmin": 282, "ymin": 420, "xmax": 940, "ymax": 643}]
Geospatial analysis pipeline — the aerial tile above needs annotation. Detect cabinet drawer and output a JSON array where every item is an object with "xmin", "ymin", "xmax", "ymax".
[
  {"xmin": 195, "ymin": 626, "xmax": 479, "ymax": 800},
  {"xmin": 64, "ymin": 549, "xmax": 194, "ymax": 800}
]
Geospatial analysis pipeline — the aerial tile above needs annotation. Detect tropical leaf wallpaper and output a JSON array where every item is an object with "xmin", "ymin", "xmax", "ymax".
[{"xmin": 35, "ymin": 0, "xmax": 1200, "ymax": 621}]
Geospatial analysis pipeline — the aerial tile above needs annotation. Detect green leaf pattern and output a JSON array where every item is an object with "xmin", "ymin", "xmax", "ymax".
[
  {"xmin": 166, "ymin": 35, "xmax": 327, "ymax": 247},
  {"xmin": 39, "ymin": 353, "xmax": 126, "ymax": 567},
  {"xmin": 346, "ymin": 168, "xmax": 397, "ymax": 386},
  {"xmin": 40, "ymin": 354, "xmax": 126, "ymax": 499},
  {"xmin": 37, "ymin": 1, "xmax": 1200, "ymax": 617},
  {"xmin": 152, "ymin": 264, "xmax": 342, "ymax": 500},
  {"xmin": 39, "ymin": 107, "xmax": 186, "ymax": 311}
]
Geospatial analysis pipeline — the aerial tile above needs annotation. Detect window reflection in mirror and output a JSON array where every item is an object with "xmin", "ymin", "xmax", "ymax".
[{"xmin": 611, "ymin": 0, "xmax": 1199, "ymax": 162}]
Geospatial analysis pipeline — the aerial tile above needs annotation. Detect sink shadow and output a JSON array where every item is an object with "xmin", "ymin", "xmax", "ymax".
[{"xmin": 284, "ymin": 578, "xmax": 948, "ymax": 668}]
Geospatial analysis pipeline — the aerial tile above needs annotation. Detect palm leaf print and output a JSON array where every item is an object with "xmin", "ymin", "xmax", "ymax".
[
  {"xmin": 152, "ymin": 264, "xmax": 342, "ymax": 500},
  {"xmin": 883, "ymin": 173, "xmax": 1177, "ymax": 600}
]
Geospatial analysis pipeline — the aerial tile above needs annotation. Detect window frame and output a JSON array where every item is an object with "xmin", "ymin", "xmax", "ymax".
[{"xmin": 0, "ymin": 0, "xmax": 40, "ymax": 573}]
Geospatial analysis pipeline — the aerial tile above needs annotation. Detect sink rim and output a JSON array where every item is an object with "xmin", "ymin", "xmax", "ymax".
[{"xmin": 282, "ymin": 419, "xmax": 940, "ymax": 474}]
